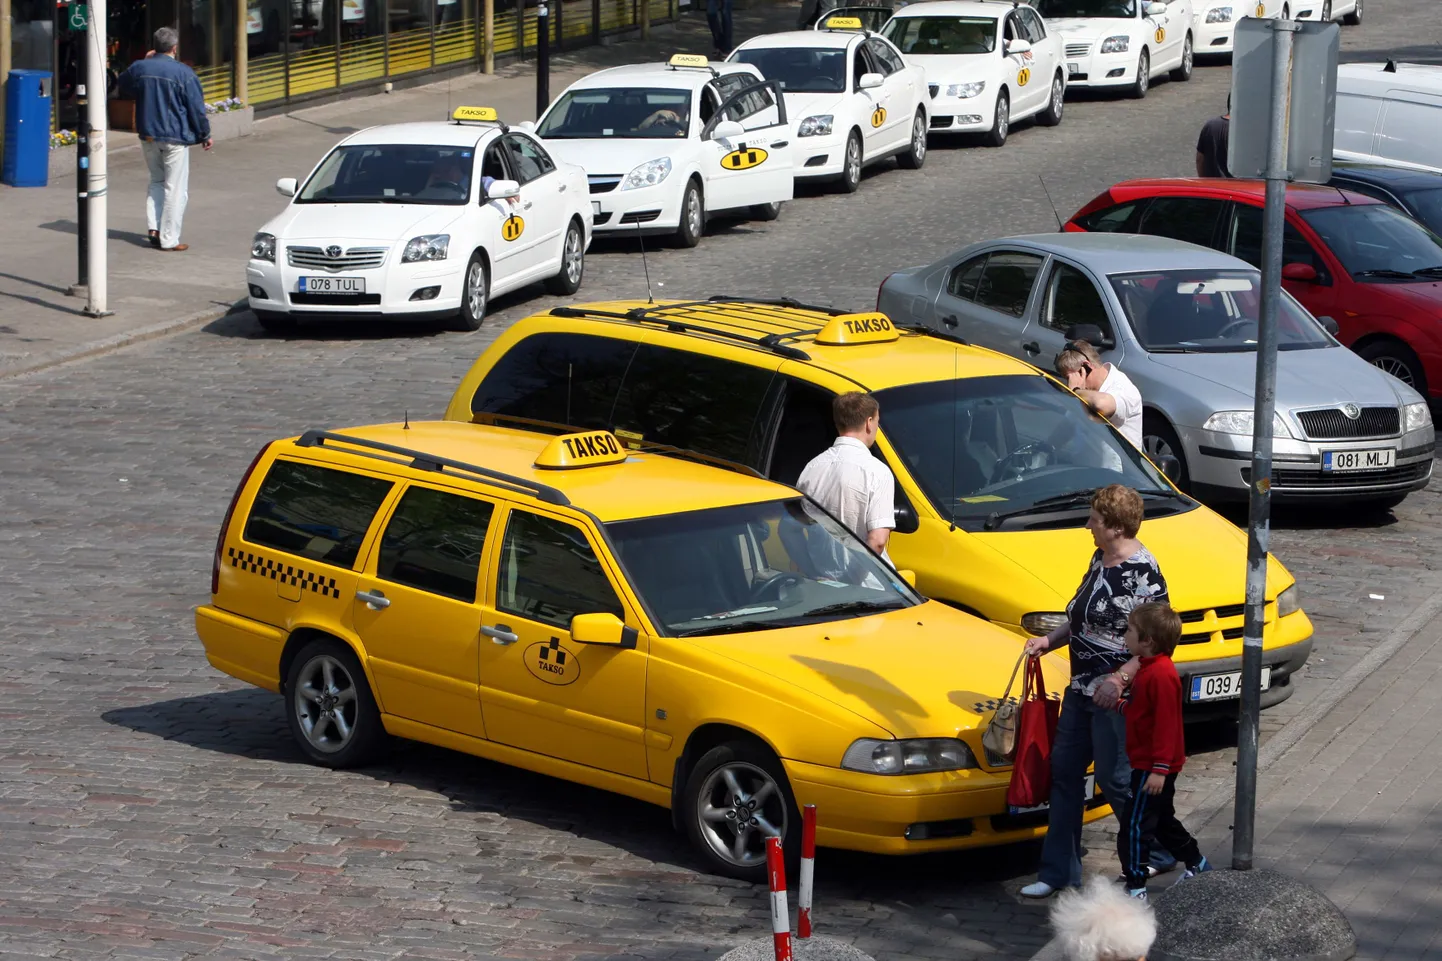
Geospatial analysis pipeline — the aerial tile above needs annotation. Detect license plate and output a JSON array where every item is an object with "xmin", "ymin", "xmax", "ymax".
[
  {"xmin": 1190, "ymin": 667, "xmax": 1271, "ymax": 702},
  {"xmin": 592, "ymin": 201, "xmax": 602, "ymax": 215},
  {"xmin": 1010, "ymin": 774, "xmax": 1095, "ymax": 814},
  {"xmin": 1322, "ymin": 448, "xmax": 1395, "ymax": 472},
  {"xmin": 298, "ymin": 276, "xmax": 365, "ymax": 294},
  {"xmin": 1067, "ymin": 62, "xmax": 1079, "ymax": 75}
]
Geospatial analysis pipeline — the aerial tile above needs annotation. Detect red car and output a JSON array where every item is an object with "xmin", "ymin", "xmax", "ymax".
[{"xmin": 1066, "ymin": 179, "xmax": 1442, "ymax": 399}]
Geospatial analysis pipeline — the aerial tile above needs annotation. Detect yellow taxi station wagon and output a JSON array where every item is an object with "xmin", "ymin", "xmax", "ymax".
[
  {"xmin": 196, "ymin": 422, "xmax": 1093, "ymax": 880},
  {"xmin": 443, "ymin": 298, "xmax": 1315, "ymax": 714}
]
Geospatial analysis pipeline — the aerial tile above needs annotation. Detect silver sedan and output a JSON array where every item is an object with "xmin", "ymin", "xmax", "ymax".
[{"xmin": 877, "ymin": 232, "xmax": 1435, "ymax": 506}]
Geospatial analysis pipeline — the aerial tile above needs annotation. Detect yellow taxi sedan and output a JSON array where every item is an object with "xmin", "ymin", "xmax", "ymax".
[{"xmin": 196, "ymin": 422, "xmax": 1100, "ymax": 880}]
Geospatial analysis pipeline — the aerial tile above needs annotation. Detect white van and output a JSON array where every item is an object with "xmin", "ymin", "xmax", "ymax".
[{"xmin": 1334, "ymin": 61, "xmax": 1442, "ymax": 173}]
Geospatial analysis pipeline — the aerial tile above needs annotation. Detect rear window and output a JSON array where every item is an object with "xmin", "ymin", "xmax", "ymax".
[
  {"xmin": 243, "ymin": 460, "xmax": 394, "ymax": 567},
  {"xmin": 470, "ymin": 333, "xmax": 638, "ymax": 433}
]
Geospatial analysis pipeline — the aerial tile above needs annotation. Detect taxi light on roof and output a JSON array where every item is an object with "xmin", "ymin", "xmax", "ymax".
[
  {"xmin": 814, "ymin": 312, "xmax": 900, "ymax": 346},
  {"xmin": 452, "ymin": 105, "xmax": 499, "ymax": 122},
  {"xmin": 535, "ymin": 431, "xmax": 629, "ymax": 470},
  {"xmin": 824, "ymin": 15, "xmax": 864, "ymax": 28},
  {"xmin": 669, "ymin": 53, "xmax": 710, "ymax": 67}
]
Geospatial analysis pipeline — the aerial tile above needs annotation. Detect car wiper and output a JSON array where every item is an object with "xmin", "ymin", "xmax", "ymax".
[
  {"xmin": 1412, "ymin": 265, "xmax": 1442, "ymax": 277},
  {"xmin": 982, "ymin": 489, "xmax": 1097, "ymax": 532},
  {"xmin": 795, "ymin": 599, "xmax": 908, "ymax": 619},
  {"xmin": 676, "ymin": 620, "xmax": 781, "ymax": 637},
  {"xmin": 1353, "ymin": 269, "xmax": 1418, "ymax": 279}
]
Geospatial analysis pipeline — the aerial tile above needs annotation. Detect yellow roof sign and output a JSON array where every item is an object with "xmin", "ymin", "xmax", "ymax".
[
  {"xmin": 824, "ymin": 15, "xmax": 864, "ymax": 28},
  {"xmin": 535, "ymin": 431, "xmax": 629, "ymax": 470},
  {"xmin": 452, "ymin": 105, "xmax": 499, "ymax": 122},
  {"xmin": 814, "ymin": 312, "xmax": 900, "ymax": 346},
  {"xmin": 669, "ymin": 53, "xmax": 710, "ymax": 67}
]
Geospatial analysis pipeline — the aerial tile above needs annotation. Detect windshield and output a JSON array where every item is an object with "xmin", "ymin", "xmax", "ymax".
[
  {"xmin": 883, "ymin": 17, "xmax": 997, "ymax": 54},
  {"xmin": 874, "ymin": 375, "xmax": 1184, "ymax": 532},
  {"xmin": 1110, "ymin": 268, "xmax": 1333, "ymax": 353},
  {"xmin": 1033, "ymin": 0, "xmax": 1136, "ymax": 17},
  {"xmin": 732, "ymin": 48, "xmax": 847, "ymax": 93},
  {"xmin": 608, "ymin": 499, "xmax": 918, "ymax": 637},
  {"xmin": 1401, "ymin": 187, "xmax": 1442, "ymax": 235},
  {"xmin": 536, "ymin": 88, "xmax": 693, "ymax": 139},
  {"xmin": 1300, "ymin": 204, "xmax": 1442, "ymax": 281},
  {"xmin": 297, "ymin": 144, "xmax": 475, "ymax": 204}
]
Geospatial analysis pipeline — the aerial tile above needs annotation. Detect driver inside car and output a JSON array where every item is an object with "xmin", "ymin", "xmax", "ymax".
[
  {"xmin": 417, "ymin": 155, "xmax": 470, "ymax": 200},
  {"xmin": 638, "ymin": 103, "xmax": 690, "ymax": 134}
]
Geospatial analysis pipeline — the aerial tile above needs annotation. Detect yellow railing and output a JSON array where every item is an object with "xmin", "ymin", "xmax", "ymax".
[
  {"xmin": 196, "ymin": 63, "xmax": 235, "ymax": 103},
  {"xmin": 435, "ymin": 18, "xmax": 477, "ymax": 65},
  {"xmin": 389, "ymin": 25, "xmax": 434, "ymax": 75},
  {"xmin": 339, "ymin": 34, "xmax": 388, "ymax": 86},
  {"xmin": 290, "ymin": 45, "xmax": 340, "ymax": 97},
  {"xmin": 250, "ymin": 52, "xmax": 289, "ymax": 104}
]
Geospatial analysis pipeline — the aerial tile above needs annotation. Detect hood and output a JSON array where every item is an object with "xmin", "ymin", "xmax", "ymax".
[
  {"xmin": 263, "ymin": 203, "xmax": 467, "ymax": 243},
  {"xmin": 541, "ymin": 137, "xmax": 689, "ymax": 176},
  {"xmin": 1144, "ymin": 345, "xmax": 1410, "ymax": 412},
  {"xmin": 1048, "ymin": 16, "xmax": 1128, "ymax": 37},
  {"xmin": 1353, "ymin": 276, "xmax": 1442, "ymax": 315},
  {"xmin": 783, "ymin": 91, "xmax": 849, "ymax": 125},
  {"xmin": 692, "ymin": 603, "xmax": 1066, "ymax": 739},
  {"xmin": 903, "ymin": 53, "xmax": 995, "ymax": 80}
]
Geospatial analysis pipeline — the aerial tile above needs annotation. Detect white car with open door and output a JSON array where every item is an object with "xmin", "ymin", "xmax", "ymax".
[
  {"xmin": 1031, "ymin": 0, "xmax": 1195, "ymax": 98},
  {"xmin": 882, "ymin": 0, "xmax": 1065, "ymax": 146},
  {"xmin": 247, "ymin": 106, "xmax": 592, "ymax": 334},
  {"xmin": 532, "ymin": 55, "xmax": 795, "ymax": 248},
  {"xmin": 729, "ymin": 14, "xmax": 929, "ymax": 193}
]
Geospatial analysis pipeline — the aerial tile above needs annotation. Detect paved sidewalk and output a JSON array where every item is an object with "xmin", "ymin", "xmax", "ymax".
[{"xmin": 0, "ymin": 2, "xmax": 800, "ymax": 377}]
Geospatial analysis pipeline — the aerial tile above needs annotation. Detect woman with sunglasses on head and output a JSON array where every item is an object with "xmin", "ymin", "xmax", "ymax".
[{"xmin": 1055, "ymin": 340, "xmax": 1144, "ymax": 450}]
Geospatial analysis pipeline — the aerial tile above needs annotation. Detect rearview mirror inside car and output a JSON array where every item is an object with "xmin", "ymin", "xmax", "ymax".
[
  {"xmin": 570, "ymin": 612, "xmax": 637, "ymax": 649},
  {"xmin": 859, "ymin": 72, "xmax": 884, "ymax": 90},
  {"xmin": 710, "ymin": 119, "xmax": 746, "ymax": 141},
  {"xmin": 276, "ymin": 177, "xmax": 298, "ymax": 197},
  {"xmin": 485, "ymin": 178, "xmax": 521, "ymax": 201}
]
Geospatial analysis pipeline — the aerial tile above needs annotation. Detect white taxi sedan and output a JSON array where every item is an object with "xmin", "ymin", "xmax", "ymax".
[
  {"xmin": 1032, "ymin": 0, "xmax": 1195, "ymax": 98},
  {"xmin": 881, "ymin": 0, "xmax": 1065, "ymax": 146},
  {"xmin": 247, "ymin": 107, "xmax": 592, "ymax": 333},
  {"xmin": 531, "ymin": 55, "xmax": 794, "ymax": 248},
  {"xmin": 1194, "ymin": 0, "xmax": 1284, "ymax": 57},
  {"xmin": 729, "ymin": 17, "xmax": 929, "ymax": 193}
]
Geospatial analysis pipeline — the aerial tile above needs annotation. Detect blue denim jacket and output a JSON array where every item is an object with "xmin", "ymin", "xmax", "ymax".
[{"xmin": 119, "ymin": 55, "xmax": 212, "ymax": 146}]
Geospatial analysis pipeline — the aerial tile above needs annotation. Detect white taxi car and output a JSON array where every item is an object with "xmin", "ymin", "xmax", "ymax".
[
  {"xmin": 248, "ymin": 107, "xmax": 592, "ymax": 334},
  {"xmin": 531, "ymin": 55, "xmax": 794, "ymax": 248},
  {"xmin": 729, "ymin": 16, "xmax": 929, "ymax": 193},
  {"xmin": 1194, "ymin": 0, "xmax": 1284, "ymax": 57},
  {"xmin": 882, "ymin": 0, "xmax": 1065, "ymax": 146},
  {"xmin": 1032, "ymin": 0, "xmax": 1195, "ymax": 98}
]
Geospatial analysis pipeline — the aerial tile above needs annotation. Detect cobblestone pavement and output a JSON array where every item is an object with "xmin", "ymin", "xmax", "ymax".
[{"xmin": 3, "ymin": 3, "xmax": 1442, "ymax": 959}]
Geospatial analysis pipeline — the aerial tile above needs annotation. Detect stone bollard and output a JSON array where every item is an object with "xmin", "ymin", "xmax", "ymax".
[
  {"xmin": 1149, "ymin": 869, "xmax": 1356, "ymax": 961},
  {"xmin": 718, "ymin": 935, "xmax": 876, "ymax": 961}
]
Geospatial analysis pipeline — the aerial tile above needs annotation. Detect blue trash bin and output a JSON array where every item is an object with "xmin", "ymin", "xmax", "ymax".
[{"xmin": 2, "ymin": 69, "xmax": 54, "ymax": 188}]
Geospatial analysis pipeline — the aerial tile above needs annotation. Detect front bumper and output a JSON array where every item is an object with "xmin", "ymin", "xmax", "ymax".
[
  {"xmin": 587, "ymin": 178, "xmax": 686, "ymax": 234},
  {"xmin": 925, "ymin": 90, "xmax": 995, "ymax": 134},
  {"xmin": 1174, "ymin": 636, "xmax": 1314, "ymax": 719},
  {"xmin": 1195, "ymin": 16, "xmax": 1237, "ymax": 52},
  {"xmin": 246, "ymin": 254, "xmax": 465, "ymax": 318},
  {"xmin": 793, "ymin": 130, "xmax": 849, "ymax": 180},
  {"xmin": 1061, "ymin": 47, "xmax": 1139, "ymax": 88}
]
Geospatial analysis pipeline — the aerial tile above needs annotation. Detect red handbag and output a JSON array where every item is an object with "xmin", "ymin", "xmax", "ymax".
[{"xmin": 1005, "ymin": 656, "xmax": 1061, "ymax": 810}]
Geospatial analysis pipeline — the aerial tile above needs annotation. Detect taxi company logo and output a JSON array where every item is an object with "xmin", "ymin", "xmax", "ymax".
[
  {"xmin": 1342, "ymin": 403, "xmax": 1361, "ymax": 420},
  {"xmin": 326, "ymin": 245, "xmax": 342, "ymax": 258},
  {"xmin": 1155, "ymin": 26, "xmax": 1166, "ymax": 43},
  {"xmin": 1016, "ymin": 68, "xmax": 1032, "ymax": 86},
  {"xmin": 502, "ymin": 216, "xmax": 525, "ymax": 241},
  {"xmin": 844, "ymin": 316, "xmax": 892, "ymax": 335},
  {"xmin": 721, "ymin": 146, "xmax": 769, "ymax": 170},
  {"xmin": 562, "ymin": 432, "xmax": 622, "ymax": 459},
  {"xmin": 870, "ymin": 106, "xmax": 887, "ymax": 128},
  {"xmin": 525, "ymin": 637, "xmax": 580, "ymax": 685}
]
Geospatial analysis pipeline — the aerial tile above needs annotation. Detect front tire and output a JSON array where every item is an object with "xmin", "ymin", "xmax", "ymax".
[
  {"xmin": 544, "ymin": 218, "xmax": 585, "ymax": 295},
  {"xmin": 983, "ymin": 90, "xmax": 1009, "ymax": 147},
  {"xmin": 1143, "ymin": 413, "xmax": 1192, "ymax": 494},
  {"xmin": 1131, "ymin": 50, "xmax": 1150, "ymax": 99},
  {"xmin": 1343, "ymin": 0, "xmax": 1361, "ymax": 24},
  {"xmin": 1037, "ymin": 72, "xmax": 1065, "ymax": 126},
  {"xmin": 898, "ymin": 109, "xmax": 927, "ymax": 169},
  {"xmin": 1171, "ymin": 34, "xmax": 1194, "ymax": 81},
  {"xmin": 676, "ymin": 179, "xmax": 704, "ymax": 248},
  {"xmin": 1357, "ymin": 338, "xmax": 1428, "ymax": 395},
  {"xmin": 749, "ymin": 200, "xmax": 782, "ymax": 221},
  {"xmin": 284, "ymin": 638, "xmax": 386, "ymax": 768},
  {"xmin": 839, "ymin": 130, "xmax": 863, "ymax": 193},
  {"xmin": 451, "ymin": 252, "xmax": 488, "ymax": 331},
  {"xmin": 682, "ymin": 740, "xmax": 801, "ymax": 881}
]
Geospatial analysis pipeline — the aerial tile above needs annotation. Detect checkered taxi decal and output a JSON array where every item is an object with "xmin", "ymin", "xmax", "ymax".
[{"xmin": 227, "ymin": 547, "xmax": 342, "ymax": 598}]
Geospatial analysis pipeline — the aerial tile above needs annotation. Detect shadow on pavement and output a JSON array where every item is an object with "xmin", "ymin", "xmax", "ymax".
[
  {"xmin": 1212, "ymin": 500, "xmax": 1405, "ymax": 532},
  {"xmin": 37, "ymin": 219, "xmax": 155, "ymax": 248}
]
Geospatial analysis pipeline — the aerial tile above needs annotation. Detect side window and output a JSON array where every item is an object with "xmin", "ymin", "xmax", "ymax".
[
  {"xmin": 610, "ymin": 345, "xmax": 777, "ymax": 468},
  {"xmin": 1021, "ymin": 8, "xmax": 1046, "ymax": 41},
  {"xmin": 866, "ymin": 39, "xmax": 905, "ymax": 75},
  {"xmin": 243, "ymin": 461, "xmax": 394, "ymax": 567},
  {"xmin": 1043, "ymin": 263, "xmax": 1114, "ymax": 337},
  {"xmin": 947, "ymin": 254, "xmax": 988, "ymax": 299},
  {"xmin": 1076, "ymin": 201, "xmax": 1144, "ymax": 233},
  {"xmin": 469, "ymin": 332, "xmax": 638, "ymax": 433},
  {"xmin": 853, "ymin": 44, "xmax": 872, "ymax": 85},
  {"xmin": 974, "ymin": 251, "xmax": 1045, "ymax": 318},
  {"xmin": 1228, "ymin": 204, "xmax": 1320, "ymax": 276},
  {"xmin": 720, "ymin": 82, "xmax": 781, "ymax": 128},
  {"xmin": 503, "ymin": 134, "xmax": 554, "ymax": 184},
  {"xmin": 699, "ymin": 86, "xmax": 720, "ymax": 125},
  {"xmin": 376, "ymin": 487, "xmax": 495, "ymax": 603},
  {"xmin": 480, "ymin": 141, "xmax": 509, "ymax": 185},
  {"xmin": 768, "ymin": 379, "xmax": 837, "ymax": 486},
  {"xmin": 497, "ymin": 511, "xmax": 624, "ymax": 628},
  {"xmin": 1136, "ymin": 196, "xmax": 1225, "ymax": 250}
]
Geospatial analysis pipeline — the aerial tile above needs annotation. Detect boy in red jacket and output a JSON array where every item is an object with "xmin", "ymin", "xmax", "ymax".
[{"xmin": 1116, "ymin": 602, "xmax": 1211, "ymax": 899}]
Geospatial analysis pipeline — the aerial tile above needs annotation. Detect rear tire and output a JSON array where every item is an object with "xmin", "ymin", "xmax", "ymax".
[
  {"xmin": 284, "ymin": 637, "xmax": 386, "ymax": 769},
  {"xmin": 839, "ymin": 130, "xmax": 863, "ymax": 193},
  {"xmin": 983, "ymin": 90, "xmax": 1009, "ymax": 147},
  {"xmin": 1037, "ymin": 72, "xmax": 1065, "ymax": 126},
  {"xmin": 1357, "ymin": 338, "xmax": 1427, "ymax": 396},
  {"xmin": 1130, "ymin": 50, "xmax": 1150, "ymax": 99},
  {"xmin": 1170, "ymin": 34, "xmax": 1194, "ymax": 82},
  {"xmin": 1143, "ymin": 414, "xmax": 1192, "ymax": 494},
  {"xmin": 544, "ymin": 218, "xmax": 585, "ymax": 295},
  {"xmin": 676, "ymin": 179, "xmax": 704, "ymax": 248},
  {"xmin": 451, "ymin": 252, "xmax": 488, "ymax": 331},
  {"xmin": 682, "ymin": 740, "xmax": 801, "ymax": 882},
  {"xmin": 898, "ymin": 109, "xmax": 927, "ymax": 169},
  {"xmin": 749, "ymin": 200, "xmax": 782, "ymax": 221}
]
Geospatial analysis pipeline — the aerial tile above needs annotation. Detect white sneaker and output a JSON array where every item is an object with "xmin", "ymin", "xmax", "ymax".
[
  {"xmin": 1127, "ymin": 888, "xmax": 1148, "ymax": 901},
  {"xmin": 1020, "ymin": 881, "xmax": 1058, "ymax": 899}
]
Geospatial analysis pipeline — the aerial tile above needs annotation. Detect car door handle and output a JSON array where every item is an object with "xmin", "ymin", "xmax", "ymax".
[
  {"xmin": 482, "ymin": 624, "xmax": 519, "ymax": 645},
  {"xmin": 522, "ymin": 201, "xmax": 534, "ymax": 210},
  {"xmin": 772, "ymin": 140, "xmax": 789, "ymax": 148},
  {"xmin": 559, "ymin": 183, "xmax": 567, "ymax": 192},
  {"xmin": 941, "ymin": 314, "xmax": 958, "ymax": 328},
  {"xmin": 356, "ymin": 589, "xmax": 390, "ymax": 610},
  {"xmin": 1023, "ymin": 341, "xmax": 1041, "ymax": 354}
]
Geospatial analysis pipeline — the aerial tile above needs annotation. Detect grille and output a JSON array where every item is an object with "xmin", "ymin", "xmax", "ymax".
[
  {"xmin": 287, "ymin": 246, "xmax": 387, "ymax": 272},
  {"xmin": 619, "ymin": 209, "xmax": 662, "ymax": 224},
  {"xmin": 930, "ymin": 115, "xmax": 954, "ymax": 129},
  {"xmin": 928, "ymin": 83, "xmax": 939, "ymax": 98},
  {"xmin": 289, "ymin": 292, "xmax": 382, "ymax": 306},
  {"xmin": 1178, "ymin": 603, "xmax": 1246, "ymax": 624},
  {"xmin": 1243, "ymin": 461, "xmax": 1431, "ymax": 490},
  {"xmin": 588, "ymin": 175, "xmax": 622, "ymax": 194},
  {"xmin": 1065, "ymin": 42, "xmax": 1091, "ymax": 57},
  {"xmin": 1295, "ymin": 406, "xmax": 1400, "ymax": 439}
]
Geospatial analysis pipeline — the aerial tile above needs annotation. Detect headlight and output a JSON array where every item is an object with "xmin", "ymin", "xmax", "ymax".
[
  {"xmin": 797, "ymin": 114, "xmax": 834, "ymax": 137},
  {"xmin": 251, "ymin": 231, "xmax": 276, "ymax": 263},
  {"xmin": 1276, "ymin": 584, "xmax": 1300, "ymax": 618},
  {"xmin": 621, "ymin": 156, "xmax": 672, "ymax": 190},
  {"xmin": 1404, "ymin": 401, "xmax": 1433, "ymax": 432},
  {"xmin": 1206, "ymin": 5, "xmax": 1234, "ymax": 21},
  {"xmin": 945, "ymin": 81, "xmax": 986, "ymax": 98},
  {"xmin": 1021, "ymin": 612, "xmax": 1068, "ymax": 636},
  {"xmin": 1202, "ymin": 410, "xmax": 1293, "ymax": 438},
  {"xmin": 401, "ymin": 234, "xmax": 450, "ymax": 263},
  {"xmin": 841, "ymin": 737, "xmax": 978, "ymax": 774},
  {"xmin": 1100, "ymin": 35, "xmax": 1130, "ymax": 53}
]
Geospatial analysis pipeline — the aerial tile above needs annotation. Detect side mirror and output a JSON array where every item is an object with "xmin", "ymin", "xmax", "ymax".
[
  {"xmin": 1145, "ymin": 1, "xmax": 1167, "ymax": 13},
  {"xmin": 276, "ymin": 177, "xmax": 298, "ymax": 197},
  {"xmin": 894, "ymin": 499, "xmax": 919, "ymax": 535},
  {"xmin": 517, "ymin": 120, "xmax": 537, "ymax": 131},
  {"xmin": 1064, "ymin": 323, "xmax": 1116, "ymax": 350},
  {"xmin": 711, "ymin": 119, "xmax": 746, "ymax": 141},
  {"xmin": 1282, "ymin": 262, "xmax": 1318, "ymax": 282},
  {"xmin": 1157, "ymin": 454, "xmax": 1182, "ymax": 484},
  {"xmin": 570, "ymin": 612, "xmax": 637, "ymax": 649},
  {"xmin": 485, "ymin": 178, "xmax": 521, "ymax": 200},
  {"xmin": 1316, "ymin": 315, "xmax": 1340, "ymax": 335},
  {"xmin": 1005, "ymin": 39, "xmax": 1032, "ymax": 55},
  {"xmin": 859, "ymin": 72, "xmax": 884, "ymax": 90},
  {"xmin": 896, "ymin": 569, "xmax": 917, "ymax": 588}
]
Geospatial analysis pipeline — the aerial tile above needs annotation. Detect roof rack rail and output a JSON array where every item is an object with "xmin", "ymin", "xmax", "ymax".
[
  {"xmin": 704, "ymin": 294, "xmax": 848, "ymax": 316},
  {"xmin": 549, "ymin": 303, "xmax": 815, "ymax": 360},
  {"xmin": 295, "ymin": 430, "xmax": 570, "ymax": 506}
]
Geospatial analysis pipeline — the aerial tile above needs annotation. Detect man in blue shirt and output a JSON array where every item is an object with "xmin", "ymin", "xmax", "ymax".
[{"xmin": 119, "ymin": 27, "xmax": 212, "ymax": 251}]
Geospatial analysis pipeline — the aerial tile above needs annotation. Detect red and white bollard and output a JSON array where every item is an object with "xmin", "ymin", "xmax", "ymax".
[
  {"xmin": 766, "ymin": 836, "xmax": 793, "ymax": 961},
  {"xmin": 798, "ymin": 804, "xmax": 816, "ymax": 939}
]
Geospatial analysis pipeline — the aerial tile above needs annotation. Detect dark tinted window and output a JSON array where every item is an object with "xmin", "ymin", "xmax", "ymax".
[
  {"xmin": 1076, "ymin": 201, "xmax": 1143, "ymax": 233},
  {"xmin": 1019, "ymin": 7, "xmax": 1046, "ymax": 41},
  {"xmin": 1136, "ymin": 196, "xmax": 1224, "ymax": 250},
  {"xmin": 1227, "ymin": 205, "xmax": 1326, "ymax": 278},
  {"xmin": 244, "ymin": 461, "xmax": 393, "ymax": 567},
  {"xmin": 503, "ymin": 135, "xmax": 555, "ymax": 183},
  {"xmin": 376, "ymin": 487, "xmax": 494, "ymax": 602},
  {"xmin": 866, "ymin": 38, "xmax": 905, "ymax": 74},
  {"xmin": 470, "ymin": 333, "xmax": 637, "ymax": 433},
  {"xmin": 610, "ymin": 345, "xmax": 776, "ymax": 467},
  {"xmin": 947, "ymin": 255, "xmax": 988, "ymax": 299},
  {"xmin": 1043, "ymin": 263, "xmax": 1113, "ymax": 336},
  {"xmin": 769, "ymin": 378, "xmax": 836, "ymax": 486},
  {"xmin": 975, "ymin": 251, "xmax": 1045, "ymax": 317},
  {"xmin": 497, "ymin": 511, "xmax": 624, "ymax": 628}
]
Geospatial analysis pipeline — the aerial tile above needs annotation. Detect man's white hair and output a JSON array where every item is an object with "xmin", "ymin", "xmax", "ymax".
[{"xmin": 1050, "ymin": 876, "xmax": 1157, "ymax": 961}]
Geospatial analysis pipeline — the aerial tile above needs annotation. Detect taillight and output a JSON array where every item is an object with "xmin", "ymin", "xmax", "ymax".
[
  {"xmin": 212, "ymin": 443, "xmax": 271, "ymax": 595},
  {"xmin": 877, "ymin": 272, "xmax": 896, "ymax": 311}
]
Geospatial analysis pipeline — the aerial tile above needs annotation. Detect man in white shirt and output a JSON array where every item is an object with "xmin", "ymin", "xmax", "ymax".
[
  {"xmin": 1055, "ymin": 340, "xmax": 1144, "ymax": 449},
  {"xmin": 796, "ymin": 392, "xmax": 896, "ymax": 565}
]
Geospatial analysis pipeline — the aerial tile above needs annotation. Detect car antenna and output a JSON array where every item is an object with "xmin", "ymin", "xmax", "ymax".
[
  {"xmin": 636, "ymin": 220, "xmax": 655, "ymax": 304},
  {"xmin": 1333, "ymin": 184, "xmax": 1352, "ymax": 205},
  {"xmin": 403, "ymin": 409, "xmax": 410, "ymax": 430},
  {"xmin": 949, "ymin": 348, "xmax": 959, "ymax": 532},
  {"xmin": 1038, "ymin": 175, "xmax": 1065, "ymax": 231}
]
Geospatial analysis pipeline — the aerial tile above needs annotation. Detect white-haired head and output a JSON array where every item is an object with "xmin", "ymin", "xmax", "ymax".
[{"xmin": 1050, "ymin": 876, "xmax": 1157, "ymax": 961}]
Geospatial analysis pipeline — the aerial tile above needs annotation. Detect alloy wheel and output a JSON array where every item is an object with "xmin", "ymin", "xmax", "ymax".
[
  {"xmin": 1371, "ymin": 356, "xmax": 1415, "ymax": 387},
  {"xmin": 695, "ymin": 761, "xmax": 789, "ymax": 868},
  {"xmin": 563, "ymin": 225, "xmax": 583, "ymax": 285},
  {"xmin": 846, "ymin": 136, "xmax": 861, "ymax": 185},
  {"xmin": 997, "ymin": 97, "xmax": 1009, "ymax": 140},
  {"xmin": 912, "ymin": 114, "xmax": 926, "ymax": 163},
  {"xmin": 686, "ymin": 189, "xmax": 703, "ymax": 237},
  {"xmin": 466, "ymin": 261, "xmax": 487, "ymax": 318},
  {"xmin": 293, "ymin": 654, "xmax": 359, "ymax": 754},
  {"xmin": 1052, "ymin": 76, "xmax": 1064, "ymax": 118},
  {"xmin": 1143, "ymin": 433, "xmax": 1176, "ymax": 461}
]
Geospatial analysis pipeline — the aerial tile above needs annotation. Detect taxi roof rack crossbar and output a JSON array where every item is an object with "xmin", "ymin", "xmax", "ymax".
[
  {"xmin": 296, "ymin": 430, "xmax": 571, "ymax": 506},
  {"xmin": 549, "ymin": 305, "xmax": 813, "ymax": 360}
]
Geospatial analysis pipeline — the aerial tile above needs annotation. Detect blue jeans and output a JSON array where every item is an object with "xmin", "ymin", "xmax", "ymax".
[{"xmin": 706, "ymin": 0, "xmax": 733, "ymax": 53}]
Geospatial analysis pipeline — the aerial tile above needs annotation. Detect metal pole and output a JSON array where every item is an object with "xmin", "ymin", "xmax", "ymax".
[
  {"xmin": 1232, "ymin": 15, "xmax": 1296, "ymax": 872},
  {"xmin": 235, "ymin": 0, "xmax": 249, "ymax": 101},
  {"xmin": 535, "ymin": 0, "xmax": 548, "ymax": 116},
  {"xmin": 82, "ymin": 0, "xmax": 110, "ymax": 316},
  {"xmin": 640, "ymin": 0, "xmax": 648, "ymax": 39},
  {"xmin": 76, "ymin": 73, "xmax": 90, "ymax": 289},
  {"xmin": 0, "ymin": 0, "xmax": 12, "ymax": 148},
  {"xmin": 482, "ymin": 0, "xmax": 493, "ymax": 71}
]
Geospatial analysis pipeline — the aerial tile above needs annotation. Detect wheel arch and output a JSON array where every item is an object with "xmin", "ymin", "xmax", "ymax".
[
  {"xmin": 279, "ymin": 625, "xmax": 373, "ymax": 698},
  {"xmin": 668, "ymin": 721, "xmax": 786, "ymax": 831}
]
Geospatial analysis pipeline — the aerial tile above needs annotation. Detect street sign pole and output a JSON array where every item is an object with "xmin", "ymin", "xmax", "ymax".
[
  {"xmin": 82, "ymin": 0, "xmax": 110, "ymax": 317},
  {"xmin": 536, "ymin": 0, "xmax": 550, "ymax": 117},
  {"xmin": 76, "ymin": 77, "xmax": 90, "ymax": 290}
]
